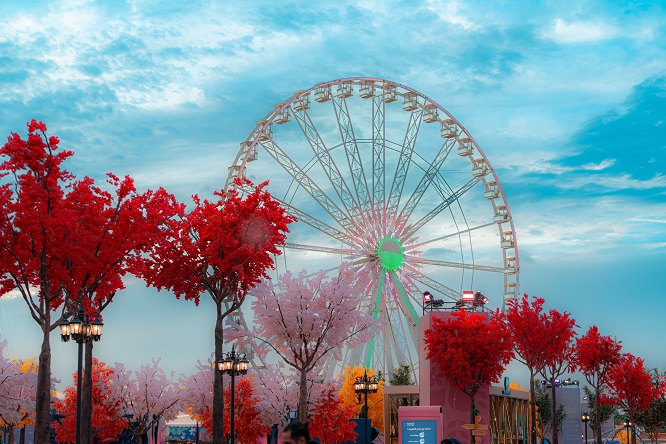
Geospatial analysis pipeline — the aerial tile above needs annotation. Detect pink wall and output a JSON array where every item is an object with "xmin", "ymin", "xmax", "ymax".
[{"xmin": 418, "ymin": 311, "xmax": 491, "ymax": 444}]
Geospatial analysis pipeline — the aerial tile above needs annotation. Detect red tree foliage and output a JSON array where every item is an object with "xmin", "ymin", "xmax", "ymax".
[
  {"xmin": 608, "ymin": 354, "xmax": 664, "ymax": 433},
  {"xmin": 310, "ymin": 383, "xmax": 357, "ymax": 444},
  {"xmin": 138, "ymin": 178, "xmax": 294, "ymax": 444},
  {"xmin": 222, "ymin": 378, "xmax": 269, "ymax": 444},
  {"xmin": 53, "ymin": 359, "xmax": 125, "ymax": 444},
  {"xmin": 424, "ymin": 310, "xmax": 513, "ymax": 420},
  {"xmin": 0, "ymin": 121, "xmax": 180, "ymax": 442},
  {"xmin": 572, "ymin": 326, "xmax": 623, "ymax": 444},
  {"xmin": 506, "ymin": 294, "xmax": 557, "ymax": 444}
]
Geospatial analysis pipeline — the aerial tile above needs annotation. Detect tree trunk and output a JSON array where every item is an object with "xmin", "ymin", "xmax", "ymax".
[
  {"xmin": 470, "ymin": 397, "xmax": 476, "ymax": 444},
  {"xmin": 595, "ymin": 387, "xmax": 602, "ymax": 444},
  {"xmin": 81, "ymin": 340, "xmax": 94, "ymax": 444},
  {"xmin": 34, "ymin": 322, "xmax": 52, "ymax": 443},
  {"xmin": 298, "ymin": 367, "xmax": 308, "ymax": 422},
  {"xmin": 212, "ymin": 304, "xmax": 225, "ymax": 444},
  {"xmin": 19, "ymin": 426, "xmax": 25, "ymax": 444},
  {"xmin": 551, "ymin": 381, "xmax": 558, "ymax": 444},
  {"xmin": 529, "ymin": 371, "xmax": 536, "ymax": 444},
  {"xmin": 7, "ymin": 427, "xmax": 14, "ymax": 444}
]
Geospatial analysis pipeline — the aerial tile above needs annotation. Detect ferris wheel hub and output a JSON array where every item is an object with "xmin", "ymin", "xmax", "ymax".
[{"xmin": 377, "ymin": 236, "xmax": 405, "ymax": 271}]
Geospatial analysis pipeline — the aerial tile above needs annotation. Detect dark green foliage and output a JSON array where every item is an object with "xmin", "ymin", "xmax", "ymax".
[
  {"xmin": 535, "ymin": 380, "xmax": 566, "ymax": 439},
  {"xmin": 390, "ymin": 364, "xmax": 414, "ymax": 386},
  {"xmin": 583, "ymin": 386, "xmax": 615, "ymax": 438}
]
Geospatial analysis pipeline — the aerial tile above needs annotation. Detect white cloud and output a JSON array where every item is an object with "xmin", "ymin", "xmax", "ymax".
[
  {"xmin": 0, "ymin": 290, "xmax": 22, "ymax": 301},
  {"xmin": 557, "ymin": 173, "xmax": 666, "ymax": 191},
  {"xmin": 581, "ymin": 158, "xmax": 616, "ymax": 171},
  {"xmin": 542, "ymin": 18, "xmax": 618, "ymax": 44},
  {"xmin": 425, "ymin": 0, "xmax": 477, "ymax": 30}
]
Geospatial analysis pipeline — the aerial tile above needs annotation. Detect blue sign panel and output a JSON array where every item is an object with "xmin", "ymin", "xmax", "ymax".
[{"xmin": 401, "ymin": 419, "xmax": 438, "ymax": 444}]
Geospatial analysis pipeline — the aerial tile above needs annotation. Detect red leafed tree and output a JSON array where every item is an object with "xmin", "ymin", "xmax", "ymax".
[
  {"xmin": 309, "ymin": 382, "xmax": 357, "ymax": 444},
  {"xmin": 572, "ymin": 326, "xmax": 622, "ymax": 444},
  {"xmin": 138, "ymin": 177, "xmax": 295, "ymax": 444},
  {"xmin": 0, "ymin": 121, "xmax": 181, "ymax": 443},
  {"xmin": 506, "ymin": 294, "xmax": 557, "ymax": 444},
  {"xmin": 66, "ymin": 173, "xmax": 181, "ymax": 444},
  {"xmin": 607, "ymin": 354, "xmax": 664, "ymax": 444},
  {"xmin": 424, "ymin": 309, "xmax": 513, "ymax": 429},
  {"xmin": 537, "ymin": 307, "xmax": 576, "ymax": 444},
  {"xmin": 53, "ymin": 359, "xmax": 125, "ymax": 444},
  {"xmin": 223, "ymin": 378, "xmax": 269, "ymax": 444},
  {"xmin": 0, "ymin": 120, "xmax": 74, "ymax": 442}
]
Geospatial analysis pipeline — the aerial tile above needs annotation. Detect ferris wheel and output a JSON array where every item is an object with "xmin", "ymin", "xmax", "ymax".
[{"xmin": 225, "ymin": 78, "xmax": 519, "ymax": 382}]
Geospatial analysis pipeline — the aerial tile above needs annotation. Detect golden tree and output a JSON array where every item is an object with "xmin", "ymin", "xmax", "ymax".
[{"xmin": 338, "ymin": 365, "xmax": 385, "ymax": 429}]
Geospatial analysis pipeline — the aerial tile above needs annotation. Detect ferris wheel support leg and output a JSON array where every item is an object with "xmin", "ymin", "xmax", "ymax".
[{"xmin": 365, "ymin": 272, "xmax": 386, "ymax": 368}]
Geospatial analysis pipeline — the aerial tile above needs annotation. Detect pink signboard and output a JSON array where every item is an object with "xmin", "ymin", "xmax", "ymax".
[{"xmin": 398, "ymin": 406, "xmax": 443, "ymax": 444}]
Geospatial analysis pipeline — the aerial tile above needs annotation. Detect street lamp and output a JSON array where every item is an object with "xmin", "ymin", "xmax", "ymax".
[
  {"xmin": 216, "ymin": 347, "xmax": 249, "ymax": 444},
  {"xmin": 60, "ymin": 306, "xmax": 103, "ymax": 444},
  {"xmin": 623, "ymin": 421, "xmax": 632, "ymax": 444},
  {"xmin": 354, "ymin": 369, "xmax": 379, "ymax": 444},
  {"xmin": 581, "ymin": 412, "xmax": 589, "ymax": 444}
]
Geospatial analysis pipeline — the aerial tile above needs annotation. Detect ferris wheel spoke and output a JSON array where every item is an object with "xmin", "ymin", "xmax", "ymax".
[
  {"xmin": 365, "ymin": 272, "xmax": 386, "ymax": 368},
  {"xmin": 410, "ymin": 257, "xmax": 504, "ymax": 273},
  {"xmin": 411, "ymin": 221, "xmax": 496, "ymax": 249},
  {"xmin": 372, "ymin": 94, "xmax": 386, "ymax": 213},
  {"xmin": 332, "ymin": 93, "xmax": 372, "ymax": 214},
  {"xmin": 399, "ymin": 138, "xmax": 457, "ymax": 223},
  {"xmin": 283, "ymin": 242, "xmax": 366, "ymax": 258},
  {"xmin": 401, "ymin": 175, "xmax": 481, "ymax": 240},
  {"xmin": 257, "ymin": 138, "xmax": 357, "ymax": 232},
  {"xmin": 404, "ymin": 267, "xmax": 461, "ymax": 301},
  {"xmin": 388, "ymin": 271, "xmax": 419, "ymax": 330},
  {"xmin": 386, "ymin": 109, "xmax": 423, "ymax": 224},
  {"xmin": 388, "ymin": 273, "xmax": 419, "ymax": 368},
  {"xmin": 238, "ymin": 182, "xmax": 353, "ymax": 245},
  {"xmin": 291, "ymin": 105, "xmax": 364, "ymax": 223}
]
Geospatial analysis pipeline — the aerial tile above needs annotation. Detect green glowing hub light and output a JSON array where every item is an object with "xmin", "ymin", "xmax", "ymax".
[{"xmin": 377, "ymin": 237, "xmax": 405, "ymax": 271}]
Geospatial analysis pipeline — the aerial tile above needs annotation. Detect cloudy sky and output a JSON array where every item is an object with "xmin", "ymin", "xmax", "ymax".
[{"xmin": 0, "ymin": 0, "xmax": 664, "ymax": 390}]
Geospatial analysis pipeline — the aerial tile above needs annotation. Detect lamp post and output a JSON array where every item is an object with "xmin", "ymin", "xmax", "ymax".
[
  {"xmin": 623, "ymin": 421, "xmax": 632, "ymax": 444},
  {"xmin": 581, "ymin": 412, "xmax": 589, "ymax": 443},
  {"xmin": 216, "ymin": 347, "xmax": 249, "ymax": 444},
  {"xmin": 354, "ymin": 369, "xmax": 379, "ymax": 444},
  {"xmin": 60, "ymin": 306, "xmax": 103, "ymax": 444}
]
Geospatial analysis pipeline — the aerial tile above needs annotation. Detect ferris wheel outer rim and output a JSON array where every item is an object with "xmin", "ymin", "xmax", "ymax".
[{"xmin": 225, "ymin": 76, "xmax": 520, "ymax": 308}]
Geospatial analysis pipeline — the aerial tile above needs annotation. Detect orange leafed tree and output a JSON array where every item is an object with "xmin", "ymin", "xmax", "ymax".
[
  {"xmin": 53, "ymin": 359, "xmax": 125, "ymax": 444},
  {"xmin": 338, "ymin": 365, "xmax": 384, "ymax": 429}
]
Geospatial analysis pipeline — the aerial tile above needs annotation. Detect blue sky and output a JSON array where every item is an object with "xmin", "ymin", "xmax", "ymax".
[{"xmin": 0, "ymin": 0, "xmax": 664, "ymax": 390}]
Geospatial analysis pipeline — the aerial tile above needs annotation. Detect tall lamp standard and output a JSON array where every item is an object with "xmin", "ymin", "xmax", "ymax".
[
  {"xmin": 623, "ymin": 421, "xmax": 632, "ymax": 444},
  {"xmin": 216, "ymin": 347, "xmax": 249, "ymax": 444},
  {"xmin": 581, "ymin": 412, "xmax": 589, "ymax": 443},
  {"xmin": 354, "ymin": 370, "xmax": 379, "ymax": 444},
  {"xmin": 60, "ymin": 306, "xmax": 103, "ymax": 444}
]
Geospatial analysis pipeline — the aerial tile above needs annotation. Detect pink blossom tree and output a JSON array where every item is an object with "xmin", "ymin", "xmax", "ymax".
[
  {"xmin": 179, "ymin": 359, "xmax": 214, "ymax": 438},
  {"xmin": 251, "ymin": 363, "xmax": 298, "ymax": 428},
  {"xmin": 0, "ymin": 341, "xmax": 38, "ymax": 439},
  {"xmin": 109, "ymin": 359, "xmax": 182, "ymax": 443},
  {"xmin": 228, "ymin": 265, "xmax": 375, "ymax": 422}
]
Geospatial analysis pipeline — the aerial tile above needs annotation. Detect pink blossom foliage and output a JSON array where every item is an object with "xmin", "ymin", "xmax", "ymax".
[
  {"xmin": 109, "ymin": 359, "xmax": 182, "ymax": 438},
  {"xmin": 179, "ymin": 358, "xmax": 215, "ymax": 425},
  {"xmin": 251, "ymin": 363, "xmax": 298, "ymax": 427},
  {"xmin": 227, "ymin": 264, "xmax": 376, "ymax": 421},
  {"xmin": 0, "ymin": 340, "xmax": 37, "ymax": 426}
]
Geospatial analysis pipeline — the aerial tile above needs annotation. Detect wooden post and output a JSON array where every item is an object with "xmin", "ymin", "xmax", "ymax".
[{"xmin": 462, "ymin": 416, "xmax": 489, "ymax": 444}]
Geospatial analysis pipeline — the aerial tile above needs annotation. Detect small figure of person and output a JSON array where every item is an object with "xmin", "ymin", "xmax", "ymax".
[{"xmin": 282, "ymin": 421, "xmax": 312, "ymax": 444}]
